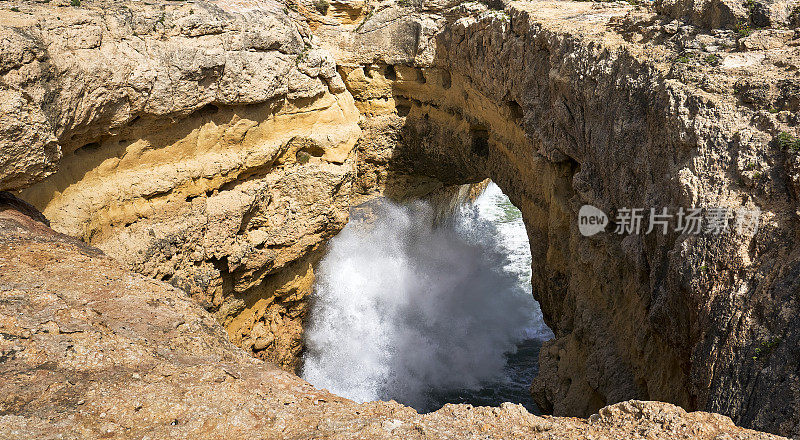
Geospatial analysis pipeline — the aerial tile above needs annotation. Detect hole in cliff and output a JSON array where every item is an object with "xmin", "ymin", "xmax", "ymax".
[
  {"xmin": 198, "ymin": 103, "xmax": 219, "ymax": 117},
  {"xmin": 384, "ymin": 64, "xmax": 397, "ymax": 81},
  {"xmin": 363, "ymin": 66, "xmax": 373, "ymax": 79},
  {"xmin": 441, "ymin": 70, "xmax": 452, "ymax": 89},
  {"xmin": 470, "ymin": 126, "xmax": 490, "ymax": 157},
  {"xmin": 396, "ymin": 104, "xmax": 411, "ymax": 117},
  {"xmin": 395, "ymin": 97, "xmax": 412, "ymax": 117},
  {"xmin": 75, "ymin": 142, "xmax": 102, "ymax": 154},
  {"xmin": 507, "ymin": 100, "xmax": 524, "ymax": 122},
  {"xmin": 297, "ymin": 145, "xmax": 325, "ymax": 160},
  {"xmin": 301, "ymin": 182, "xmax": 552, "ymax": 414},
  {"xmin": 416, "ymin": 69, "xmax": 427, "ymax": 84}
]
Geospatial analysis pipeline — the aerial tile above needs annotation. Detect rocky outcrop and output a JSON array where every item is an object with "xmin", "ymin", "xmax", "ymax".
[
  {"xmin": 430, "ymin": 6, "xmax": 800, "ymax": 437},
  {"xmin": 299, "ymin": 0, "xmax": 800, "ymax": 436},
  {"xmin": 1, "ymin": 0, "xmax": 799, "ymax": 437},
  {"xmin": 654, "ymin": 0, "xmax": 800, "ymax": 29},
  {"xmin": 0, "ymin": 201, "xmax": 784, "ymax": 439},
  {"xmin": 4, "ymin": 0, "xmax": 360, "ymax": 371}
]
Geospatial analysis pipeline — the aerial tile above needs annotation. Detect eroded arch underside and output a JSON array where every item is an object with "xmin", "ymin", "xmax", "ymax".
[{"xmin": 5, "ymin": 0, "xmax": 799, "ymax": 437}]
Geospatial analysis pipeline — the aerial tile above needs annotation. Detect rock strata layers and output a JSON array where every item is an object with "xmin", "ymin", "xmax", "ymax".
[
  {"xmin": 0, "ymin": 0, "xmax": 799, "ymax": 437},
  {"xmin": 299, "ymin": 0, "xmax": 800, "ymax": 436},
  {"xmin": 0, "ymin": 202, "xmax": 784, "ymax": 439},
  {"xmin": 5, "ymin": 0, "xmax": 361, "ymax": 371}
]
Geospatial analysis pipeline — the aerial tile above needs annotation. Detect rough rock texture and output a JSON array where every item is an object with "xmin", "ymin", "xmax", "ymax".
[
  {"xmin": 654, "ymin": 0, "xmax": 800, "ymax": 29},
  {"xmin": 1, "ymin": 0, "xmax": 799, "ymax": 438},
  {"xmin": 299, "ymin": 0, "xmax": 800, "ymax": 436},
  {"xmin": 5, "ymin": 0, "xmax": 360, "ymax": 371},
  {"xmin": 430, "ymin": 6, "xmax": 800, "ymax": 438},
  {"xmin": 0, "ymin": 204, "xmax": 784, "ymax": 439}
]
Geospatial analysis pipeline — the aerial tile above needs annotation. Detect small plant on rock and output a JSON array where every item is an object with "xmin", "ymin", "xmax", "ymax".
[
  {"xmin": 71, "ymin": 0, "xmax": 80, "ymax": 6},
  {"xmin": 704, "ymin": 54, "xmax": 721, "ymax": 66},
  {"xmin": 314, "ymin": 0, "xmax": 329, "ymax": 14},
  {"xmin": 753, "ymin": 338, "xmax": 781, "ymax": 361},
  {"xmin": 296, "ymin": 46, "xmax": 310, "ymax": 65},
  {"xmin": 296, "ymin": 150, "xmax": 311, "ymax": 164},
  {"xmin": 778, "ymin": 132, "xmax": 800, "ymax": 153},
  {"xmin": 736, "ymin": 20, "xmax": 752, "ymax": 38}
]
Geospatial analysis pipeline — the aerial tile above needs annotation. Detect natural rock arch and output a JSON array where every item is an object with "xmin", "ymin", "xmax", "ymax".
[
  {"xmin": 2, "ymin": 0, "xmax": 798, "ymax": 437},
  {"xmin": 324, "ymin": 4, "xmax": 799, "ymax": 435}
]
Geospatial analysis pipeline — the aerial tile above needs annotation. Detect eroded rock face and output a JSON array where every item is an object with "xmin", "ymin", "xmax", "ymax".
[
  {"xmin": 654, "ymin": 0, "xmax": 800, "ymax": 29},
  {"xmin": 1, "ymin": 0, "xmax": 799, "ymax": 437},
  {"xmin": 0, "ymin": 203, "xmax": 784, "ymax": 439},
  {"xmin": 430, "ymin": 6, "xmax": 800, "ymax": 437},
  {"xmin": 6, "ymin": 0, "xmax": 360, "ymax": 371},
  {"xmin": 299, "ymin": 0, "xmax": 800, "ymax": 436}
]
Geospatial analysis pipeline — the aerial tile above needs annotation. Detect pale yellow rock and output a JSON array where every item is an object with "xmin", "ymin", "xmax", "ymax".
[
  {"xmin": 0, "ymin": 206, "xmax": 784, "ymax": 439},
  {"xmin": 0, "ymin": 0, "xmax": 799, "ymax": 437}
]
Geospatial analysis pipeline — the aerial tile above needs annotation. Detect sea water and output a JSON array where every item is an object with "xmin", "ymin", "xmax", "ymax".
[{"xmin": 301, "ymin": 182, "xmax": 552, "ymax": 413}]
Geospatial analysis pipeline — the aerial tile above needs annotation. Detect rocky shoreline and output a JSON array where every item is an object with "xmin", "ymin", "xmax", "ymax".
[
  {"xmin": 0, "ymin": 0, "xmax": 798, "ymax": 437},
  {"xmin": 0, "ymin": 195, "xmax": 782, "ymax": 439}
]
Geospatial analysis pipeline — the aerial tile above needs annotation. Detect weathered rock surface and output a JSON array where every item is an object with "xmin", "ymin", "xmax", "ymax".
[
  {"xmin": 655, "ymin": 0, "xmax": 800, "ymax": 29},
  {"xmin": 5, "ymin": 0, "xmax": 360, "ymax": 371},
  {"xmin": 299, "ymin": 0, "xmax": 800, "ymax": 436},
  {"xmin": 0, "ymin": 203, "xmax": 784, "ymax": 439},
  {"xmin": 0, "ymin": 0, "xmax": 799, "ymax": 438},
  {"xmin": 430, "ymin": 6, "xmax": 800, "ymax": 437}
]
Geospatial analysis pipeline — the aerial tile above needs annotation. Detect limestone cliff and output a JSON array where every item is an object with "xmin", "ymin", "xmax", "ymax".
[
  {"xmin": 0, "ymin": 199, "xmax": 783, "ymax": 439},
  {"xmin": 299, "ymin": 0, "xmax": 800, "ymax": 436},
  {"xmin": 0, "ymin": 0, "xmax": 799, "ymax": 438},
  {"xmin": 4, "ymin": 0, "xmax": 360, "ymax": 371}
]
